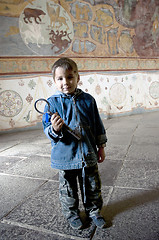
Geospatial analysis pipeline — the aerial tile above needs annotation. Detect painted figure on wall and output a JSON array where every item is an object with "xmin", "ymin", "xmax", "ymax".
[{"xmin": 19, "ymin": 0, "xmax": 74, "ymax": 55}]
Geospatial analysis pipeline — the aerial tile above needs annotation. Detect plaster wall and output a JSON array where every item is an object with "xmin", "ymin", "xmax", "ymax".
[
  {"xmin": 0, "ymin": 71, "xmax": 159, "ymax": 131},
  {"xmin": 0, "ymin": 0, "xmax": 159, "ymax": 131}
]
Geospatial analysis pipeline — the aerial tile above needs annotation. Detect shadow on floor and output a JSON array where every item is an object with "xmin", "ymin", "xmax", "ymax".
[{"xmin": 101, "ymin": 188, "xmax": 159, "ymax": 227}]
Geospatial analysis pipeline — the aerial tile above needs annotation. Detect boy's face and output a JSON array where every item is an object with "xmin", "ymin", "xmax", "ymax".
[{"xmin": 54, "ymin": 66, "xmax": 80, "ymax": 94}]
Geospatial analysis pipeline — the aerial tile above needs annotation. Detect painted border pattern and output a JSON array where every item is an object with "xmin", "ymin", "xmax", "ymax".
[
  {"xmin": 0, "ymin": 57, "xmax": 159, "ymax": 75},
  {"xmin": 1, "ymin": 72, "xmax": 159, "ymax": 131}
]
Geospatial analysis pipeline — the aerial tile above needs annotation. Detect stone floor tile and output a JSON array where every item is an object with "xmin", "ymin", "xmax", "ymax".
[
  {"xmin": 105, "ymin": 144, "xmax": 128, "ymax": 161},
  {"xmin": 0, "ymin": 222, "xmax": 73, "ymax": 240},
  {"xmin": 0, "ymin": 156, "xmax": 25, "ymax": 172},
  {"xmin": 0, "ymin": 143, "xmax": 51, "ymax": 157},
  {"xmin": 107, "ymin": 125, "xmax": 137, "ymax": 136},
  {"xmin": 3, "ymin": 181, "xmax": 111, "ymax": 239},
  {"xmin": 114, "ymin": 160, "xmax": 159, "ymax": 189},
  {"xmin": 98, "ymin": 160, "xmax": 123, "ymax": 186},
  {"xmin": 0, "ymin": 142, "xmax": 20, "ymax": 153},
  {"xmin": 0, "ymin": 174, "xmax": 46, "ymax": 219},
  {"xmin": 126, "ymin": 144, "xmax": 159, "ymax": 161},
  {"xmin": 4, "ymin": 156, "xmax": 58, "ymax": 179},
  {"xmin": 94, "ymin": 188, "xmax": 159, "ymax": 240},
  {"xmin": 132, "ymin": 135, "xmax": 159, "ymax": 145},
  {"xmin": 0, "ymin": 129, "xmax": 45, "ymax": 144},
  {"xmin": 134, "ymin": 127, "xmax": 159, "ymax": 138},
  {"xmin": 106, "ymin": 133, "xmax": 132, "ymax": 146}
]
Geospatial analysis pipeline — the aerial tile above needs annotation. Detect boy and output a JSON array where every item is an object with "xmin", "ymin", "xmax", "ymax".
[{"xmin": 42, "ymin": 57, "xmax": 107, "ymax": 230}]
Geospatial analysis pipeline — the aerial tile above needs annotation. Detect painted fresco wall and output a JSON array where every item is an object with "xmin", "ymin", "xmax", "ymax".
[
  {"xmin": 0, "ymin": 0, "xmax": 159, "ymax": 131},
  {"xmin": 1, "ymin": 72, "xmax": 159, "ymax": 131}
]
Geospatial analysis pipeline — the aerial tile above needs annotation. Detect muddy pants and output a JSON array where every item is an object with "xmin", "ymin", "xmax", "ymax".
[{"xmin": 59, "ymin": 164, "xmax": 103, "ymax": 220}]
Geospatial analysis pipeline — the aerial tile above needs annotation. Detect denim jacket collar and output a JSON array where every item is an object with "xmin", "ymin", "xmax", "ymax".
[{"xmin": 53, "ymin": 88, "xmax": 82, "ymax": 98}]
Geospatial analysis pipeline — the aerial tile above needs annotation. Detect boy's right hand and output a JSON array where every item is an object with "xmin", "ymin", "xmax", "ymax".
[{"xmin": 51, "ymin": 112, "xmax": 64, "ymax": 132}]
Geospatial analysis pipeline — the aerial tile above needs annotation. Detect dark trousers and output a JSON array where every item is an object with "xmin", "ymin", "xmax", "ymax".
[{"xmin": 59, "ymin": 164, "xmax": 103, "ymax": 220}]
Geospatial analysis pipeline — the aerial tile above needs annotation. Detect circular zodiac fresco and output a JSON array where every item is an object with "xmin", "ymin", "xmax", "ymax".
[
  {"xmin": 0, "ymin": 90, "xmax": 23, "ymax": 117},
  {"xmin": 149, "ymin": 81, "xmax": 159, "ymax": 99},
  {"xmin": 19, "ymin": 0, "xmax": 74, "ymax": 55},
  {"xmin": 109, "ymin": 83, "xmax": 126, "ymax": 105}
]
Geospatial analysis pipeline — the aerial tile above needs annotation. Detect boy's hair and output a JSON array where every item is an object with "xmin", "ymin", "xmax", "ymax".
[{"xmin": 52, "ymin": 57, "xmax": 78, "ymax": 79}]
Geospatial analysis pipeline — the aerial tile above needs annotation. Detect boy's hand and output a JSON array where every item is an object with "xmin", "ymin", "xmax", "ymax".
[
  {"xmin": 98, "ymin": 147, "xmax": 106, "ymax": 163},
  {"xmin": 51, "ymin": 112, "xmax": 64, "ymax": 132}
]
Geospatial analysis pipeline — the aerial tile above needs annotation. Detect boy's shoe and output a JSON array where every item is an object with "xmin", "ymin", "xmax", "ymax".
[
  {"xmin": 68, "ymin": 215, "xmax": 83, "ymax": 230},
  {"xmin": 91, "ymin": 214, "xmax": 106, "ymax": 228}
]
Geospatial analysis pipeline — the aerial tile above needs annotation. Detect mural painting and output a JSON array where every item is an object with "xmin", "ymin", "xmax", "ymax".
[
  {"xmin": 19, "ymin": 1, "xmax": 74, "ymax": 55},
  {"xmin": 0, "ymin": 0, "xmax": 159, "ymax": 73},
  {"xmin": 1, "ymin": 72, "xmax": 159, "ymax": 130},
  {"xmin": 0, "ymin": 0, "xmax": 159, "ymax": 130}
]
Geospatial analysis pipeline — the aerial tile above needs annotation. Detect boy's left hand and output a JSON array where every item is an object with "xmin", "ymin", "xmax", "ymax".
[{"xmin": 98, "ymin": 147, "xmax": 106, "ymax": 163}]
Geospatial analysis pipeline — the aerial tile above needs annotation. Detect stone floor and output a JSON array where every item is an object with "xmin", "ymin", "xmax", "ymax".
[{"xmin": 0, "ymin": 112, "xmax": 159, "ymax": 240}]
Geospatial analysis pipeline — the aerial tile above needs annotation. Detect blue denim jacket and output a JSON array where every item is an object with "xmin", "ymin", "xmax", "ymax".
[{"xmin": 42, "ymin": 89, "xmax": 107, "ymax": 170}]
